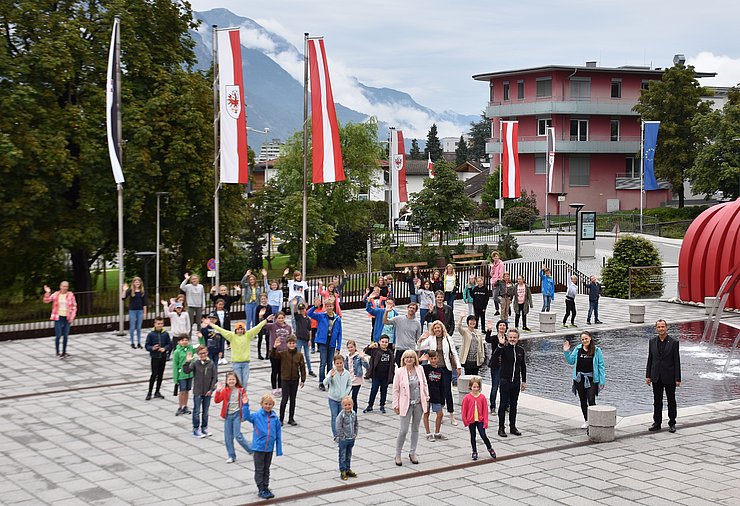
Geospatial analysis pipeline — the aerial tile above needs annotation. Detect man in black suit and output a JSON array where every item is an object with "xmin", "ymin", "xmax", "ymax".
[{"xmin": 646, "ymin": 319, "xmax": 681, "ymax": 433}]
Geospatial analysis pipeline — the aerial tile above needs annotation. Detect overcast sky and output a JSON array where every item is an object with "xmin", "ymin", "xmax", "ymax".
[{"xmin": 190, "ymin": 0, "xmax": 740, "ymax": 120}]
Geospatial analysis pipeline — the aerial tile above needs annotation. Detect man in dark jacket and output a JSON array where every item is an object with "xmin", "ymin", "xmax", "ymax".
[
  {"xmin": 183, "ymin": 345, "xmax": 218, "ymax": 438},
  {"xmin": 492, "ymin": 328, "xmax": 526, "ymax": 437},
  {"xmin": 646, "ymin": 319, "xmax": 681, "ymax": 432},
  {"xmin": 145, "ymin": 317, "xmax": 171, "ymax": 401},
  {"xmin": 424, "ymin": 290, "xmax": 455, "ymax": 334}
]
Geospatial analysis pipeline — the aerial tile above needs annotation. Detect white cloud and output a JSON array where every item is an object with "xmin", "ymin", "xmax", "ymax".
[{"xmin": 687, "ymin": 52, "xmax": 740, "ymax": 88}]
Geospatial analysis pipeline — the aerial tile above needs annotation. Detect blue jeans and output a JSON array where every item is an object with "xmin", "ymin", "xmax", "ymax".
[
  {"xmin": 269, "ymin": 304, "xmax": 280, "ymax": 317},
  {"xmin": 296, "ymin": 339, "xmax": 313, "ymax": 373},
  {"xmin": 367, "ymin": 377, "xmax": 389, "ymax": 408},
  {"xmin": 233, "ymin": 362, "xmax": 250, "ymax": 390},
  {"xmin": 244, "ymin": 302, "xmax": 257, "ymax": 329},
  {"xmin": 193, "ymin": 395, "xmax": 211, "ymax": 430},
  {"xmin": 541, "ymin": 295, "xmax": 553, "ymax": 312},
  {"xmin": 129, "ymin": 309, "xmax": 144, "ymax": 345},
  {"xmin": 419, "ymin": 309, "xmax": 428, "ymax": 330},
  {"xmin": 318, "ymin": 343, "xmax": 332, "ymax": 384},
  {"xmin": 489, "ymin": 366, "xmax": 501, "ymax": 410},
  {"xmin": 588, "ymin": 300, "xmax": 599, "ymax": 322},
  {"xmin": 328, "ymin": 398, "xmax": 342, "ymax": 437},
  {"xmin": 444, "ymin": 290, "xmax": 456, "ymax": 310},
  {"xmin": 224, "ymin": 411, "xmax": 251, "ymax": 459},
  {"xmin": 409, "ymin": 294, "xmax": 419, "ymax": 304},
  {"xmin": 338, "ymin": 439, "xmax": 355, "ymax": 471},
  {"xmin": 54, "ymin": 317, "xmax": 70, "ymax": 355}
]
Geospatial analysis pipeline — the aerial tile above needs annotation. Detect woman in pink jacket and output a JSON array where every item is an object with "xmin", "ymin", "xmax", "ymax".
[
  {"xmin": 43, "ymin": 281, "xmax": 77, "ymax": 359},
  {"xmin": 392, "ymin": 349, "xmax": 429, "ymax": 466},
  {"xmin": 489, "ymin": 251, "xmax": 504, "ymax": 316}
]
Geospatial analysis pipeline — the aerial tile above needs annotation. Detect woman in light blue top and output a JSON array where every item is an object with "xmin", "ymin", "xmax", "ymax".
[
  {"xmin": 323, "ymin": 354, "xmax": 352, "ymax": 437},
  {"xmin": 563, "ymin": 331, "xmax": 605, "ymax": 427}
]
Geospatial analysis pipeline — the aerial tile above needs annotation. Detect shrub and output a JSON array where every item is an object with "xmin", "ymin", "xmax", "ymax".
[
  {"xmin": 502, "ymin": 206, "xmax": 537, "ymax": 230},
  {"xmin": 602, "ymin": 235, "xmax": 663, "ymax": 298},
  {"xmin": 477, "ymin": 243, "xmax": 492, "ymax": 261},
  {"xmin": 497, "ymin": 233, "xmax": 520, "ymax": 260}
]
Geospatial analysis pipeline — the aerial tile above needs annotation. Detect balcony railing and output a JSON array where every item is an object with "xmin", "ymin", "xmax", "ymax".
[
  {"xmin": 488, "ymin": 95, "xmax": 636, "ymax": 106},
  {"xmin": 488, "ymin": 135, "xmax": 641, "ymax": 143}
]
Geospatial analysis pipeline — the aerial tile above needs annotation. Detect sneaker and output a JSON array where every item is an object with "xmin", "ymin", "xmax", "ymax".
[
  {"xmin": 318, "ymin": 384, "xmax": 326, "ymax": 391},
  {"xmin": 288, "ymin": 419, "xmax": 298, "ymax": 426},
  {"xmin": 137, "ymin": 343, "xmax": 143, "ymax": 349},
  {"xmin": 490, "ymin": 406, "xmax": 496, "ymax": 414},
  {"xmin": 522, "ymin": 327, "xmax": 531, "ymax": 332},
  {"xmin": 434, "ymin": 433, "xmax": 447, "ymax": 440},
  {"xmin": 488, "ymin": 448, "xmax": 497, "ymax": 459},
  {"xmin": 379, "ymin": 406, "xmax": 386, "ymax": 414},
  {"xmin": 226, "ymin": 457, "xmax": 235, "ymax": 463},
  {"xmin": 257, "ymin": 489, "xmax": 268, "ymax": 499},
  {"xmin": 562, "ymin": 324, "xmax": 568, "ymax": 328},
  {"xmin": 586, "ymin": 321, "xmax": 591, "ymax": 325},
  {"xmin": 275, "ymin": 388, "xmax": 282, "ymax": 397},
  {"xmin": 263, "ymin": 489, "xmax": 274, "ymax": 499},
  {"xmin": 472, "ymin": 452, "xmax": 478, "ymax": 461},
  {"xmin": 510, "ymin": 428, "xmax": 522, "ymax": 436},
  {"xmin": 363, "ymin": 406, "xmax": 373, "ymax": 413},
  {"xmin": 426, "ymin": 433, "xmax": 435, "ymax": 442},
  {"xmin": 183, "ymin": 407, "xmax": 192, "ymax": 415},
  {"xmin": 145, "ymin": 393, "xmax": 152, "ymax": 401},
  {"xmin": 570, "ymin": 324, "xmax": 577, "ymax": 328},
  {"xmin": 340, "ymin": 471, "xmax": 348, "ymax": 481},
  {"xmin": 580, "ymin": 422, "xmax": 589, "ymax": 429},
  {"xmin": 498, "ymin": 428, "xmax": 507, "ymax": 438},
  {"xmin": 131, "ymin": 344, "xmax": 136, "ymax": 349},
  {"xmin": 175, "ymin": 407, "xmax": 183, "ymax": 416},
  {"xmin": 308, "ymin": 371, "xmax": 317, "ymax": 377},
  {"xmin": 60, "ymin": 353, "xmax": 69, "ymax": 359},
  {"xmin": 595, "ymin": 320, "xmax": 603, "ymax": 324},
  {"xmin": 153, "ymin": 392, "xmax": 164, "ymax": 399},
  {"xmin": 201, "ymin": 428, "xmax": 212, "ymax": 437},
  {"xmin": 193, "ymin": 429, "xmax": 204, "ymax": 438},
  {"xmin": 346, "ymin": 470, "xmax": 357, "ymax": 478}
]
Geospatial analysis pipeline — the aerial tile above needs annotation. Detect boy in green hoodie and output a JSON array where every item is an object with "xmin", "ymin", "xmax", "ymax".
[{"xmin": 172, "ymin": 334, "xmax": 195, "ymax": 416}]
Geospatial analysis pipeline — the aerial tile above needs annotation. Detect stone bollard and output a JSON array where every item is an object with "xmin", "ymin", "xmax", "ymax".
[
  {"xmin": 456, "ymin": 374, "xmax": 477, "ymax": 409},
  {"xmin": 539, "ymin": 311, "xmax": 556, "ymax": 332},
  {"xmin": 629, "ymin": 304, "xmax": 645, "ymax": 324},
  {"xmin": 587, "ymin": 405, "xmax": 616, "ymax": 442},
  {"xmin": 704, "ymin": 296, "xmax": 718, "ymax": 315}
]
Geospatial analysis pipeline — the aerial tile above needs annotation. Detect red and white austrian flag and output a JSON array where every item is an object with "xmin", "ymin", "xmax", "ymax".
[
  {"xmin": 501, "ymin": 121, "xmax": 520, "ymax": 198},
  {"xmin": 217, "ymin": 28, "xmax": 249, "ymax": 184}
]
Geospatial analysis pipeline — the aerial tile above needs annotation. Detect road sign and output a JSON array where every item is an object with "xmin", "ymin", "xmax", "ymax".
[{"xmin": 207, "ymin": 258, "xmax": 216, "ymax": 271}]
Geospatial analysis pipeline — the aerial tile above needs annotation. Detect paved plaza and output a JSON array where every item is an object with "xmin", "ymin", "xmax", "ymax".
[{"xmin": 0, "ymin": 294, "xmax": 739, "ymax": 505}]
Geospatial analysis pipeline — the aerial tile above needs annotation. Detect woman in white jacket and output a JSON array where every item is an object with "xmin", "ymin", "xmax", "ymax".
[{"xmin": 417, "ymin": 320, "xmax": 461, "ymax": 426}]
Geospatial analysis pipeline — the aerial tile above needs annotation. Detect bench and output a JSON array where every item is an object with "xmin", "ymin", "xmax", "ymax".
[
  {"xmin": 452, "ymin": 253, "xmax": 485, "ymax": 266},
  {"xmin": 394, "ymin": 262, "xmax": 428, "ymax": 269}
]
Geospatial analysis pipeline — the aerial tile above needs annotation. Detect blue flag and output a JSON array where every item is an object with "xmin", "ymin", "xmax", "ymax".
[{"xmin": 643, "ymin": 121, "xmax": 660, "ymax": 191}]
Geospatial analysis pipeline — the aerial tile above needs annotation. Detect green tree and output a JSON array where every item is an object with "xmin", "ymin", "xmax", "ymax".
[
  {"xmin": 690, "ymin": 87, "xmax": 740, "ymax": 200},
  {"xmin": 455, "ymin": 135, "xmax": 468, "ymax": 165},
  {"xmin": 0, "ymin": 0, "xmax": 249, "ymax": 304},
  {"xmin": 633, "ymin": 64, "xmax": 712, "ymax": 207},
  {"xmin": 601, "ymin": 235, "xmax": 662, "ymax": 298},
  {"xmin": 424, "ymin": 123, "xmax": 443, "ymax": 161},
  {"xmin": 480, "ymin": 167, "xmax": 538, "ymax": 219},
  {"xmin": 408, "ymin": 162, "xmax": 475, "ymax": 245},
  {"xmin": 468, "ymin": 114, "xmax": 489, "ymax": 162},
  {"xmin": 409, "ymin": 138, "xmax": 422, "ymax": 160}
]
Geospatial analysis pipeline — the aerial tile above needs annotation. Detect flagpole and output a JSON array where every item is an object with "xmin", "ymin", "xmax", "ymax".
[
  {"xmin": 213, "ymin": 25, "xmax": 221, "ymax": 289},
  {"xmin": 544, "ymin": 127, "xmax": 549, "ymax": 232},
  {"xmin": 113, "ymin": 16, "xmax": 125, "ymax": 336},
  {"xmin": 388, "ymin": 127, "xmax": 395, "ymax": 230},
  {"xmin": 640, "ymin": 120, "xmax": 644, "ymax": 233},
  {"xmin": 301, "ymin": 32, "xmax": 309, "ymax": 280},
  {"xmin": 498, "ymin": 120, "xmax": 502, "ymax": 226}
]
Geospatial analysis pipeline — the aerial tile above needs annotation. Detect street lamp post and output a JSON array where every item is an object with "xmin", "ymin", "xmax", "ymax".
[
  {"xmin": 569, "ymin": 202, "xmax": 585, "ymax": 273},
  {"xmin": 155, "ymin": 192, "xmax": 169, "ymax": 317}
]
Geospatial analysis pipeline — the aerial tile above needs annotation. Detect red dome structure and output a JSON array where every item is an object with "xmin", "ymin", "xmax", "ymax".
[{"xmin": 678, "ymin": 198, "xmax": 740, "ymax": 309}]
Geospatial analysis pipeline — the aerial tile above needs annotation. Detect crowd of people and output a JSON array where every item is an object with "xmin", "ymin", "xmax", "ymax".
[{"xmin": 41, "ymin": 252, "xmax": 682, "ymax": 500}]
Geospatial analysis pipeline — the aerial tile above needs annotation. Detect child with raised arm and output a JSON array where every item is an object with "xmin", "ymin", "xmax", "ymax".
[
  {"xmin": 461, "ymin": 377, "xmax": 497, "ymax": 460},
  {"xmin": 180, "ymin": 273, "xmax": 205, "ymax": 333},
  {"xmin": 285, "ymin": 267, "xmax": 308, "ymax": 320},
  {"xmin": 271, "ymin": 335, "xmax": 306, "ymax": 426},
  {"xmin": 345, "ymin": 340, "xmax": 369, "ymax": 412},
  {"xmin": 161, "ymin": 299, "xmax": 191, "ymax": 340},
  {"xmin": 242, "ymin": 393, "xmax": 282, "ymax": 500},
  {"xmin": 539, "ymin": 264, "xmax": 555, "ymax": 312},
  {"xmin": 362, "ymin": 335, "xmax": 395, "ymax": 414},
  {"xmin": 214, "ymin": 371, "xmax": 252, "ymax": 463},
  {"xmin": 209, "ymin": 283, "xmax": 241, "ymax": 311},
  {"xmin": 211, "ymin": 317, "xmax": 270, "ymax": 390},
  {"xmin": 262, "ymin": 268, "xmax": 283, "ymax": 316},
  {"xmin": 335, "ymin": 396, "xmax": 359, "ymax": 480}
]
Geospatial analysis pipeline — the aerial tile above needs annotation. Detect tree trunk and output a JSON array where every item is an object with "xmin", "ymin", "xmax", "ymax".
[
  {"xmin": 678, "ymin": 182, "xmax": 685, "ymax": 208},
  {"xmin": 71, "ymin": 248, "xmax": 93, "ymax": 316}
]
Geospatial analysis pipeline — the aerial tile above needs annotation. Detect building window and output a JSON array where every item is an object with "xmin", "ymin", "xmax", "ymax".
[
  {"xmin": 536, "ymin": 77, "xmax": 552, "ymax": 98},
  {"xmin": 569, "ymin": 157, "xmax": 590, "ymax": 186},
  {"xmin": 570, "ymin": 78, "xmax": 591, "ymax": 100},
  {"xmin": 625, "ymin": 157, "xmax": 640, "ymax": 178},
  {"xmin": 611, "ymin": 80, "xmax": 622, "ymax": 98},
  {"xmin": 537, "ymin": 118, "xmax": 552, "ymax": 136},
  {"xmin": 641, "ymin": 80, "xmax": 650, "ymax": 91},
  {"xmin": 610, "ymin": 120, "xmax": 620, "ymax": 141},
  {"xmin": 535, "ymin": 155, "xmax": 546, "ymax": 175},
  {"xmin": 570, "ymin": 119, "xmax": 588, "ymax": 141},
  {"xmin": 517, "ymin": 81, "xmax": 524, "ymax": 99},
  {"xmin": 503, "ymin": 82, "xmax": 510, "ymax": 101}
]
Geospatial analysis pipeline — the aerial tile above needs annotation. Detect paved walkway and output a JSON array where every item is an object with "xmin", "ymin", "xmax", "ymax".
[{"xmin": 1, "ymin": 296, "xmax": 738, "ymax": 505}]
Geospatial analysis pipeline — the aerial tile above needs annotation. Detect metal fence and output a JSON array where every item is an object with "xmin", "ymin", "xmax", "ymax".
[
  {"xmin": 628, "ymin": 265, "xmax": 679, "ymax": 300},
  {"xmin": 373, "ymin": 222, "xmax": 502, "ymax": 248}
]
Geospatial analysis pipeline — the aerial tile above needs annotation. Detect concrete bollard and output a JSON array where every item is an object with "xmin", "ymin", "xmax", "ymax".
[
  {"xmin": 704, "ymin": 296, "xmax": 718, "ymax": 315},
  {"xmin": 588, "ymin": 405, "xmax": 616, "ymax": 442},
  {"xmin": 539, "ymin": 311, "xmax": 556, "ymax": 332},
  {"xmin": 456, "ymin": 374, "xmax": 477, "ymax": 409},
  {"xmin": 629, "ymin": 304, "xmax": 645, "ymax": 324}
]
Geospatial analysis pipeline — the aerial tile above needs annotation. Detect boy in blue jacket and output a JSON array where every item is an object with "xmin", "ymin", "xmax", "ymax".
[
  {"xmin": 308, "ymin": 298, "xmax": 343, "ymax": 390},
  {"xmin": 243, "ymin": 392, "xmax": 283, "ymax": 500},
  {"xmin": 539, "ymin": 265, "xmax": 555, "ymax": 312}
]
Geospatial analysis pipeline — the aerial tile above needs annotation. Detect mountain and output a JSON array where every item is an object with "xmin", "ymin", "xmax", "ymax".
[{"xmin": 191, "ymin": 8, "xmax": 478, "ymax": 153}]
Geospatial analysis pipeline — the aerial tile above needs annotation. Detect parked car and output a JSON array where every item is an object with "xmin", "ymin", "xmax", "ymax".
[
  {"xmin": 394, "ymin": 213, "xmax": 419, "ymax": 232},
  {"xmin": 458, "ymin": 219, "xmax": 470, "ymax": 232},
  {"xmin": 472, "ymin": 220, "xmax": 501, "ymax": 233}
]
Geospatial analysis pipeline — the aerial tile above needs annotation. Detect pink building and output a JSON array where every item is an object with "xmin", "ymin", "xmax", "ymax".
[{"xmin": 472, "ymin": 63, "xmax": 714, "ymax": 214}]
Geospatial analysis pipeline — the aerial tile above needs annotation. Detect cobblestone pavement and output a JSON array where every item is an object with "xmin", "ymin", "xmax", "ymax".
[{"xmin": 1, "ymin": 295, "xmax": 738, "ymax": 505}]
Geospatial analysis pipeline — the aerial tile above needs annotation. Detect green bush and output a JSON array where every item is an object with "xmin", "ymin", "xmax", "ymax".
[
  {"xmin": 496, "ymin": 233, "xmax": 520, "ymax": 260},
  {"xmin": 602, "ymin": 235, "xmax": 663, "ymax": 298},
  {"xmin": 503, "ymin": 206, "xmax": 537, "ymax": 230},
  {"xmin": 477, "ymin": 243, "xmax": 492, "ymax": 261}
]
